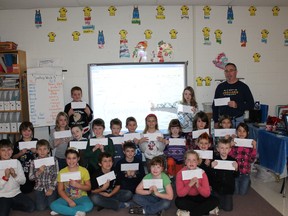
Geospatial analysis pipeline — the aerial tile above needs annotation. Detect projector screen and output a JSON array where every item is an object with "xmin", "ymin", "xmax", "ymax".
[{"xmin": 88, "ymin": 62, "xmax": 187, "ymax": 133}]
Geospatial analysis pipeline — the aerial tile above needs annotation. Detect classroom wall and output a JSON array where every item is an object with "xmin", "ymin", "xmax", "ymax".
[{"xmin": 0, "ymin": 5, "xmax": 287, "ymax": 136}]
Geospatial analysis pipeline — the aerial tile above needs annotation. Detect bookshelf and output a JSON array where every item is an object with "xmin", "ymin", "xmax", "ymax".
[{"xmin": 0, "ymin": 50, "xmax": 29, "ymax": 141}]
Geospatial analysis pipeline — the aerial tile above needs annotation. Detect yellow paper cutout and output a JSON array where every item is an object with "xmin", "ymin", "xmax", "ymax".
[
  {"xmin": 248, "ymin": 6, "xmax": 257, "ymax": 16},
  {"xmin": 261, "ymin": 29, "xmax": 269, "ymax": 44},
  {"xmin": 203, "ymin": 5, "xmax": 211, "ymax": 19},
  {"xmin": 108, "ymin": 6, "xmax": 117, "ymax": 16},
  {"xmin": 72, "ymin": 31, "xmax": 80, "ymax": 41},
  {"xmin": 181, "ymin": 5, "xmax": 189, "ymax": 19},
  {"xmin": 83, "ymin": 7, "xmax": 92, "ymax": 17},
  {"xmin": 196, "ymin": 77, "xmax": 203, "ymax": 86},
  {"xmin": 214, "ymin": 29, "xmax": 222, "ymax": 44},
  {"xmin": 144, "ymin": 29, "xmax": 153, "ymax": 39},
  {"xmin": 253, "ymin": 53, "xmax": 261, "ymax": 62},
  {"xmin": 204, "ymin": 76, "xmax": 212, "ymax": 86},
  {"xmin": 169, "ymin": 29, "xmax": 178, "ymax": 39},
  {"xmin": 156, "ymin": 5, "xmax": 165, "ymax": 19},
  {"xmin": 202, "ymin": 27, "xmax": 211, "ymax": 45},
  {"xmin": 272, "ymin": 6, "xmax": 280, "ymax": 16},
  {"xmin": 48, "ymin": 32, "xmax": 56, "ymax": 42},
  {"xmin": 57, "ymin": 7, "xmax": 67, "ymax": 21},
  {"xmin": 284, "ymin": 29, "xmax": 288, "ymax": 46},
  {"xmin": 119, "ymin": 29, "xmax": 128, "ymax": 40}
]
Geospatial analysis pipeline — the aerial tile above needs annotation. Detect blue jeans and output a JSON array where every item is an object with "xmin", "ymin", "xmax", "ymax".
[
  {"xmin": 133, "ymin": 194, "xmax": 171, "ymax": 215},
  {"xmin": 50, "ymin": 196, "xmax": 93, "ymax": 216},
  {"xmin": 235, "ymin": 174, "xmax": 250, "ymax": 195},
  {"xmin": 34, "ymin": 189, "xmax": 57, "ymax": 211},
  {"xmin": 90, "ymin": 189, "xmax": 133, "ymax": 210}
]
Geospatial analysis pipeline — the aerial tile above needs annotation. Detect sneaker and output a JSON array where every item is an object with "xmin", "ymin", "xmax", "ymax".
[
  {"xmin": 209, "ymin": 207, "xmax": 219, "ymax": 215},
  {"xmin": 176, "ymin": 209, "xmax": 190, "ymax": 216},
  {"xmin": 50, "ymin": 211, "xmax": 59, "ymax": 216},
  {"xmin": 75, "ymin": 211, "xmax": 86, "ymax": 216},
  {"xmin": 129, "ymin": 206, "xmax": 144, "ymax": 214}
]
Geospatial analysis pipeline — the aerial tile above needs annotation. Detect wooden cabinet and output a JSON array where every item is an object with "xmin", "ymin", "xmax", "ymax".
[{"xmin": 0, "ymin": 50, "xmax": 29, "ymax": 141}]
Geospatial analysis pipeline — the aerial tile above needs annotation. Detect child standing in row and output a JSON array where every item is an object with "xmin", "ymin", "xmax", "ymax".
[
  {"xmin": 12, "ymin": 121, "xmax": 38, "ymax": 194},
  {"xmin": 0, "ymin": 139, "xmax": 35, "ymax": 216},
  {"xmin": 29, "ymin": 139, "xmax": 58, "ymax": 211}
]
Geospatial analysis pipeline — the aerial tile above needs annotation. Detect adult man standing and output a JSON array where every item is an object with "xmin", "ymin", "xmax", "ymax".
[{"xmin": 212, "ymin": 63, "xmax": 254, "ymax": 128}]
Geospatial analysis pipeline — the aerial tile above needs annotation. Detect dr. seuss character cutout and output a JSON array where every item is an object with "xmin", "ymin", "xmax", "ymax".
[
  {"xmin": 157, "ymin": 40, "xmax": 173, "ymax": 62},
  {"xmin": 253, "ymin": 53, "xmax": 261, "ymax": 62},
  {"xmin": 240, "ymin": 29, "xmax": 247, "ymax": 47},
  {"xmin": 169, "ymin": 29, "xmax": 178, "ymax": 39},
  {"xmin": 181, "ymin": 5, "xmax": 189, "ymax": 19},
  {"xmin": 156, "ymin": 5, "xmax": 165, "ymax": 19},
  {"xmin": 119, "ymin": 29, "xmax": 130, "ymax": 58},
  {"xmin": 202, "ymin": 27, "xmax": 211, "ymax": 45},
  {"xmin": 82, "ymin": 6, "xmax": 95, "ymax": 33},
  {"xmin": 196, "ymin": 77, "xmax": 203, "ymax": 86},
  {"xmin": 132, "ymin": 41, "xmax": 148, "ymax": 62},
  {"xmin": 227, "ymin": 6, "xmax": 234, "ymax": 24},
  {"xmin": 98, "ymin": 30, "xmax": 105, "ymax": 49},
  {"xmin": 48, "ymin": 32, "xmax": 56, "ymax": 42},
  {"xmin": 213, "ymin": 53, "xmax": 229, "ymax": 70},
  {"xmin": 57, "ymin": 7, "xmax": 67, "ymax": 21},
  {"xmin": 132, "ymin": 6, "xmax": 141, "ymax": 24},
  {"xmin": 261, "ymin": 29, "xmax": 269, "ymax": 44},
  {"xmin": 248, "ymin": 6, "xmax": 257, "ymax": 16},
  {"xmin": 204, "ymin": 76, "xmax": 212, "ymax": 86},
  {"xmin": 214, "ymin": 29, "xmax": 222, "ymax": 44},
  {"xmin": 144, "ymin": 29, "xmax": 153, "ymax": 40},
  {"xmin": 203, "ymin": 6, "xmax": 211, "ymax": 19},
  {"xmin": 272, "ymin": 6, "xmax": 280, "ymax": 16},
  {"xmin": 108, "ymin": 6, "xmax": 117, "ymax": 16},
  {"xmin": 35, "ymin": 10, "xmax": 42, "ymax": 28},
  {"xmin": 284, "ymin": 29, "xmax": 288, "ymax": 46},
  {"xmin": 72, "ymin": 31, "xmax": 80, "ymax": 41}
]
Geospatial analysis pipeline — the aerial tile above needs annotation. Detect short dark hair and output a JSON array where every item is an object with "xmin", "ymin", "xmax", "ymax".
[
  {"xmin": 110, "ymin": 118, "xmax": 122, "ymax": 129},
  {"xmin": 71, "ymin": 86, "xmax": 82, "ymax": 94},
  {"xmin": 149, "ymin": 156, "xmax": 164, "ymax": 168},
  {"xmin": 225, "ymin": 62, "xmax": 237, "ymax": 71},
  {"xmin": 92, "ymin": 118, "xmax": 105, "ymax": 129},
  {"xmin": 126, "ymin": 116, "xmax": 137, "ymax": 126},
  {"xmin": 168, "ymin": 119, "xmax": 182, "ymax": 135},
  {"xmin": 19, "ymin": 121, "xmax": 34, "ymax": 138},
  {"xmin": 65, "ymin": 147, "xmax": 80, "ymax": 158},
  {"xmin": 123, "ymin": 141, "xmax": 136, "ymax": 151},
  {"xmin": 98, "ymin": 152, "xmax": 113, "ymax": 163},
  {"xmin": 217, "ymin": 137, "xmax": 232, "ymax": 147},
  {"xmin": 0, "ymin": 139, "xmax": 13, "ymax": 150},
  {"xmin": 236, "ymin": 122, "xmax": 249, "ymax": 138},
  {"xmin": 36, "ymin": 139, "xmax": 50, "ymax": 150}
]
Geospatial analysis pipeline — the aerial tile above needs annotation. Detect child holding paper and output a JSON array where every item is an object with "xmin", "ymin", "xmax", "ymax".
[
  {"xmin": 0, "ymin": 139, "xmax": 35, "ymax": 216},
  {"xmin": 50, "ymin": 147, "xmax": 93, "ymax": 216},
  {"xmin": 211, "ymin": 138, "xmax": 239, "ymax": 211},
  {"xmin": 90, "ymin": 152, "xmax": 133, "ymax": 211},
  {"xmin": 70, "ymin": 125, "xmax": 88, "ymax": 167},
  {"xmin": 175, "ymin": 150, "xmax": 219, "ymax": 216},
  {"xmin": 115, "ymin": 142, "xmax": 145, "ymax": 193},
  {"xmin": 29, "ymin": 139, "xmax": 58, "ymax": 211},
  {"xmin": 129, "ymin": 156, "xmax": 173, "ymax": 215},
  {"xmin": 229, "ymin": 122, "xmax": 257, "ymax": 195},
  {"xmin": 12, "ymin": 121, "xmax": 38, "ymax": 193},
  {"xmin": 64, "ymin": 86, "xmax": 93, "ymax": 139},
  {"xmin": 164, "ymin": 119, "xmax": 186, "ymax": 179},
  {"xmin": 50, "ymin": 112, "xmax": 73, "ymax": 170}
]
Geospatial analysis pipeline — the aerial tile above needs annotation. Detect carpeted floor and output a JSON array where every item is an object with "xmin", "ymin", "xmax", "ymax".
[{"xmin": 10, "ymin": 188, "xmax": 282, "ymax": 216}]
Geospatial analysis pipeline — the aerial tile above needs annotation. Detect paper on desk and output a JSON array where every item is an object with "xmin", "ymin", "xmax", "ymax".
[
  {"xmin": 54, "ymin": 130, "xmax": 72, "ymax": 139},
  {"xmin": 214, "ymin": 160, "xmax": 235, "ymax": 170},
  {"xmin": 60, "ymin": 171, "xmax": 81, "ymax": 182},
  {"xmin": 182, "ymin": 168, "xmax": 203, "ymax": 180},
  {"xmin": 121, "ymin": 163, "xmax": 139, "ymax": 171},
  {"xmin": 192, "ymin": 129, "xmax": 210, "ymax": 139},
  {"xmin": 195, "ymin": 150, "xmax": 213, "ymax": 159},
  {"xmin": 234, "ymin": 138, "xmax": 253, "ymax": 148},
  {"xmin": 69, "ymin": 141, "xmax": 88, "ymax": 150},
  {"xmin": 143, "ymin": 133, "xmax": 163, "ymax": 141},
  {"xmin": 123, "ymin": 133, "xmax": 141, "ymax": 141},
  {"xmin": 34, "ymin": 157, "xmax": 55, "ymax": 168},
  {"xmin": 19, "ymin": 141, "xmax": 37, "ymax": 150},
  {"xmin": 177, "ymin": 104, "xmax": 194, "ymax": 114},
  {"xmin": 71, "ymin": 101, "xmax": 86, "ymax": 109},
  {"xmin": 214, "ymin": 97, "xmax": 230, "ymax": 106},
  {"xmin": 90, "ymin": 138, "xmax": 108, "ymax": 146},
  {"xmin": 96, "ymin": 171, "xmax": 116, "ymax": 186},
  {"xmin": 110, "ymin": 137, "xmax": 124, "ymax": 144},
  {"xmin": 169, "ymin": 138, "xmax": 186, "ymax": 146},
  {"xmin": 214, "ymin": 129, "xmax": 236, "ymax": 137},
  {"xmin": 0, "ymin": 159, "xmax": 18, "ymax": 169},
  {"xmin": 143, "ymin": 179, "xmax": 163, "ymax": 189}
]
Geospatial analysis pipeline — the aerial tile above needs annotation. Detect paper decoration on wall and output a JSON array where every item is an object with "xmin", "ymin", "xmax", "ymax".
[
  {"xmin": 196, "ymin": 77, "xmax": 203, "ymax": 86},
  {"xmin": 132, "ymin": 41, "xmax": 148, "ymax": 62},
  {"xmin": 203, "ymin": 6, "xmax": 211, "ymax": 19},
  {"xmin": 98, "ymin": 30, "xmax": 105, "ymax": 48},
  {"xmin": 48, "ymin": 32, "xmax": 56, "ymax": 42},
  {"xmin": 284, "ymin": 29, "xmax": 288, "ymax": 46},
  {"xmin": 253, "ymin": 53, "xmax": 261, "ymax": 62},
  {"xmin": 272, "ymin": 6, "xmax": 280, "ymax": 16},
  {"xmin": 57, "ymin": 7, "xmax": 67, "ymax": 21},
  {"xmin": 108, "ymin": 6, "xmax": 117, "ymax": 16},
  {"xmin": 181, "ymin": 5, "xmax": 189, "ymax": 19},
  {"xmin": 227, "ymin": 6, "xmax": 234, "ymax": 24},
  {"xmin": 119, "ymin": 29, "xmax": 130, "ymax": 58},
  {"xmin": 169, "ymin": 29, "xmax": 178, "ymax": 39},
  {"xmin": 204, "ymin": 76, "xmax": 212, "ymax": 86},
  {"xmin": 214, "ymin": 29, "xmax": 223, "ymax": 44},
  {"xmin": 132, "ymin": 6, "xmax": 141, "ymax": 24},
  {"xmin": 213, "ymin": 53, "xmax": 229, "ymax": 70},
  {"xmin": 202, "ymin": 27, "xmax": 211, "ymax": 45},
  {"xmin": 144, "ymin": 29, "xmax": 153, "ymax": 39},
  {"xmin": 35, "ymin": 10, "xmax": 42, "ymax": 28},
  {"xmin": 82, "ymin": 7, "xmax": 94, "ymax": 33},
  {"xmin": 248, "ymin": 6, "xmax": 257, "ymax": 16},
  {"xmin": 240, "ymin": 29, "xmax": 247, "ymax": 47},
  {"xmin": 261, "ymin": 29, "xmax": 269, "ymax": 44},
  {"xmin": 72, "ymin": 31, "xmax": 80, "ymax": 41},
  {"xmin": 156, "ymin": 5, "xmax": 165, "ymax": 19},
  {"xmin": 157, "ymin": 40, "xmax": 173, "ymax": 62}
]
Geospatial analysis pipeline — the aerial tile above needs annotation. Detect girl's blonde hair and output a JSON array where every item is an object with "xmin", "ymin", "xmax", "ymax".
[
  {"xmin": 181, "ymin": 86, "xmax": 198, "ymax": 108},
  {"xmin": 184, "ymin": 150, "xmax": 202, "ymax": 165},
  {"xmin": 143, "ymin": 113, "xmax": 159, "ymax": 134},
  {"xmin": 55, "ymin": 112, "xmax": 70, "ymax": 131}
]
